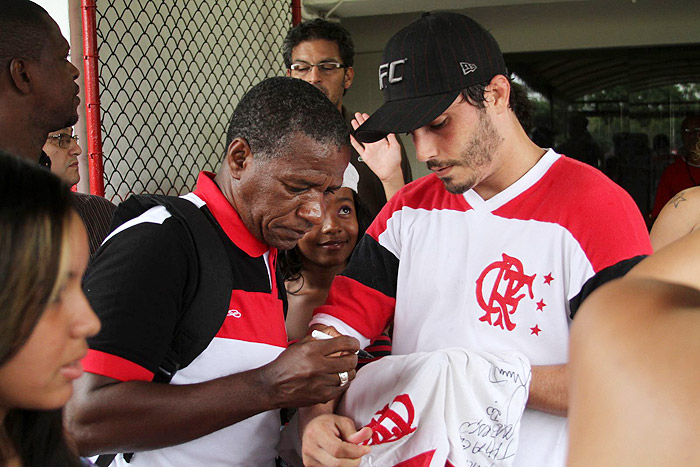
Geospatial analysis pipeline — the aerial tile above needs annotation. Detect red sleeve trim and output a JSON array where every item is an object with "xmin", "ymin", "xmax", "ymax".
[
  {"xmin": 83, "ymin": 349, "xmax": 154, "ymax": 382},
  {"xmin": 315, "ymin": 276, "xmax": 396, "ymax": 339},
  {"xmin": 367, "ymin": 175, "xmax": 469, "ymax": 242}
]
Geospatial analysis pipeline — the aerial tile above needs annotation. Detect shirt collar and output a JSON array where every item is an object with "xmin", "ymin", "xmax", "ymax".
[{"xmin": 193, "ymin": 171, "xmax": 270, "ymax": 258}]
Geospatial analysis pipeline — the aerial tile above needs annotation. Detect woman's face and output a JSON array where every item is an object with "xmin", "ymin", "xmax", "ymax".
[
  {"xmin": 296, "ymin": 187, "xmax": 359, "ymax": 269},
  {"xmin": 0, "ymin": 214, "xmax": 100, "ymax": 413}
]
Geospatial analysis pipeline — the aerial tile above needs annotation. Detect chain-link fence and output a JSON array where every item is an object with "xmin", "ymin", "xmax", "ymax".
[{"xmin": 94, "ymin": 0, "xmax": 292, "ymax": 202}]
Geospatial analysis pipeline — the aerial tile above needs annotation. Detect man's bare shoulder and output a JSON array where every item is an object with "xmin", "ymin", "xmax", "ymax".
[
  {"xmin": 569, "ymin": 274, "xmax": 700, "ymax": 467},
  {"xmin": 637, "ymin": 224, "xmax": 700, "ymax": 289},
  {"xmin": 650, "ymin": 186, "xmax": 700, "ymax": 251}
]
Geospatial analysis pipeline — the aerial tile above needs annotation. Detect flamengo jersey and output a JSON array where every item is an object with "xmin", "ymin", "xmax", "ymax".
[
  {"xmin": 83, "ymin": 172, "xmax": 287, "ymax": 466},
  {"xmin": 312, "ymin": 150, "xmax": 652, "ymax": 467}
]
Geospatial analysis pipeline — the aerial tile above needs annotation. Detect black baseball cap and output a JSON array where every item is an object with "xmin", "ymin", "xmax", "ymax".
[{"xmin": 354, "ymin": 12, "xmax": 507, "ymax": 143}]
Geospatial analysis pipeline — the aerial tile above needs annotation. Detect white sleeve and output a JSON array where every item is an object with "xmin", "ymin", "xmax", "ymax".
[{"xmin": 309, "ymin": 313, "xmax": 372, "ymax": 349}]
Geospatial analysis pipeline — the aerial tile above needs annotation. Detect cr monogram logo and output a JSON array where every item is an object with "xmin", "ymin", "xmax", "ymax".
[
  {"xmin": 475, "ymin": 253, "xmax": 535, "ymax": 331},
  {"xmin": 361, "ymin": 393, "xmax": 417, "ymax": 445}
]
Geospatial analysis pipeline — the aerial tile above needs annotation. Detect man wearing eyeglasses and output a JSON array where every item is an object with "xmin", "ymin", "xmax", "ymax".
[
  {"xmin": 44, "ymin": 126, "xmax": 117, "ymax": 258},
  {"xmin": 651, "ymin": 114, "xmax": 700, "ymax": 221},
  {"xmin": 0, "ymin": 1, "xmax": 81, "ymax": 167},
  {"xmin": 45, "ymin": 127, "xmax": 82, "ymax": 185},
  {"xmin": 283, "ymin": 19, "xmax": 412, "ymax": 218}
]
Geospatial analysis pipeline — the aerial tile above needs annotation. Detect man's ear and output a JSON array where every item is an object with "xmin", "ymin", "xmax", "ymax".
[
  {"xmin": 485, "ymin": 74, "xmax": 511, "ymax": 114},
  {"xmin": 225, "ymin": 138, "xmax": 253, "ymax": 180},
  {"xmin": 8, "ymin": 58, "xmax": 32, "ymax": 94},
  {"xmin": 286, "ymin": 68, "xmax": 292, "ymax": 78},
  {"xmin": 343, "ymin": 66, "xmax": 354, "ymax": 91}
]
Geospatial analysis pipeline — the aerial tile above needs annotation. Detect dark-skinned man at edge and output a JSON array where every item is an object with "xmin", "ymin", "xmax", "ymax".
[{"xmin": 0, "ymin": 0, "xmax": 80, "ymax": 167}]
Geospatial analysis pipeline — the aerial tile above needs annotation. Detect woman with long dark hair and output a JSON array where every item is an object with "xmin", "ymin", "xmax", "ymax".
[{"xmin": 0, "ymin": 152, "xmax": 101, "ymax": 466}]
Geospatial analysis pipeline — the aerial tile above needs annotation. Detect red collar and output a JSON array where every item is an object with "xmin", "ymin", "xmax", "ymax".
[{"xmin": 193, "ymin": 171, "xmax": 270, "ymax": 258}]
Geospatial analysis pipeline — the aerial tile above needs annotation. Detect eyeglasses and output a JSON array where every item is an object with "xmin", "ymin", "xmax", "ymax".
[
  {"xmin": 289, "ymin": 61, "xmax": 347, "ymax": 74},
  {"xmin": 683, "ymin": 128, "xmax": 700, "ymax": 134},
  {"xmin": 47, "ymin": 133, "xmax": 79, "ymax": 149}
]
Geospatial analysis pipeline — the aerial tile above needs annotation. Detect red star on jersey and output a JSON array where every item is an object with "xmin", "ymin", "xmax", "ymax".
[
  {"xmin": 536, "ymin": 299, "xmax": 546, "ymax": 311},
  {"xmin": 530, "ymin": 325, "xmax": 541, "ymax": 336},
  {"xmin": 543, "ymin": 273, "xmax": 554, "ymax": 285}
]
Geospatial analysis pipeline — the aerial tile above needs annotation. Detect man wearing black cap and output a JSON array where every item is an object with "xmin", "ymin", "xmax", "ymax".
[{"xmin": 299, "ymin": 12, "xmax": 652, "ymax": 467}]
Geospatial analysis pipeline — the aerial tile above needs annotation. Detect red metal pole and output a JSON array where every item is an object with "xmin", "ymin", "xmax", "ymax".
[
  {"xmin": 81, "ymin": 0, "xmax": 105, "ymax": 196},
  {"xmin": 291, "ymin": 0, "xmax": 302, "ymax": 25}
]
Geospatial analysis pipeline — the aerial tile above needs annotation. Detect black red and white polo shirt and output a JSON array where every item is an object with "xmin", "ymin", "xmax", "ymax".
[{"xmin": 83, "ymin": 172, "xmax": 286, "ymax": 466}]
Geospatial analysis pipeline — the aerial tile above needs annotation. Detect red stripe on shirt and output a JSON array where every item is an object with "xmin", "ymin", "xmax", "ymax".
[
  {"xmin": 493, "ymin": 157, "xmax": 652, "ymax": 272},
  {"xmin": 216, "ymin": 290, "xmax": 288, "ymax": 348},
  {"xmin": 367, "ymin": 175, "xmax": 470, "ymax": 242},
  {"xmin": 393, "ymin": 449, "xmax": 436, "ymax": 466},
  {"xmin": 193, "ymin": 171, "xmax": 269, "ymax": 258},
  {"xmin": 83, "ymin": 349, "xmax": 154, "ymax": 382},
  {"xmin": 315, "ymin": 275, "xmax": 396, "ymax": 340}
]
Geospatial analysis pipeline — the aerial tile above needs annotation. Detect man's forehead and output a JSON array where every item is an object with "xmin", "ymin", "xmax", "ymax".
[
  {"xmin": 292, "ymin": 39, "xmax": 341, "ymax": 59},
  {"xmin": 278, "ymin": 149, "xmax": 347, "ymax": 181},
  {"xmin": 684, "ymin": 116, "xmax": 700, "ymax": 128},
  {"xmin": 276, "ymin": 163, "xmax": 344, "ymax": 187},
  {"xmin": 41, "ymin": 15, "xmax": 68, "ymax": 53}
]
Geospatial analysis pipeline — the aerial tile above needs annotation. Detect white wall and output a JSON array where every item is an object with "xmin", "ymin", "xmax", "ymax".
[{"xmin": 35, "ymin": 0, "xmax": 70, "ymax": 40}]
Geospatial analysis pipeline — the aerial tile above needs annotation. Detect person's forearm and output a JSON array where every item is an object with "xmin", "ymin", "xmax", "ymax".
[
  {"xmin": 526, "ymin": 364, "xmax": 568, "ymax": 416},
  {"xmin": 68, "ymin": 368, "xmax": 279, "ymax": 455},
  {"xmin": 381, "ymin": 171, "xmax": 405, "ymax": 201},
  {"xmin": 298, "ymin": 400, "xmax": 336, "ymax": 439},
  {"xmin": 69, "ymin": 334, "xmax": 360, "ymax": 455}
]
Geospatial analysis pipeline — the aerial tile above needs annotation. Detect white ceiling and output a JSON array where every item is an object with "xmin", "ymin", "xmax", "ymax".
[
  {"xmin": 302, "ymin": 0, "xmax": 590, "ymax": 19},
  {"xmin": 303, "ymin": 0, "xmax": 700, "ymax": 103}
]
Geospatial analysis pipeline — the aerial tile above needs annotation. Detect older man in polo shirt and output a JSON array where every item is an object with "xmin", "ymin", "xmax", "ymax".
[{"xmin": 66, "ymin": 77, "xmax": 363, "ymax": 466}]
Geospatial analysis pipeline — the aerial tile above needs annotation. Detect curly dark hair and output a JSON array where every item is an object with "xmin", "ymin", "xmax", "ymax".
[
  {"xmin": 461, "ymin": 76, "xmax": 532, "ymax": 132},
  {"xmin": 224, "ymin": 77, "xmax": 349, "ymax": 160},
  {"xmin": 282, "ymin": 18, "xmax": 355, "ymax": 69},
  {"xmin": 278, "ymin": 190, "xmax": 372, "ymax": 288}
]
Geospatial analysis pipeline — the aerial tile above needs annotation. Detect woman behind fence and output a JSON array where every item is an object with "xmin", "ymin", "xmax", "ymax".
[{"xmin": 0, "ymin": 152, "xmax": 100, "ymax": 467}]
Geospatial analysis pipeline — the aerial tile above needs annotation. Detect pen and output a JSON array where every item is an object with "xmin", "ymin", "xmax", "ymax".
[{"xmin": 311, "ymin": 329, "xmax": 375, "ymax": 359}]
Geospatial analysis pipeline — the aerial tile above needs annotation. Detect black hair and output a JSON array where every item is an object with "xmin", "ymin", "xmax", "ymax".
[
  {"xmin": 460, "ymin": 76, "xmax": 532, "ymax": 132},
  {"xmin": 282, "ymin": 18, "xmax": 355, "ymax": 69},
  {"xmin": 224, "ymin": 77, "xmax": 349, "ymax": 159},
  {"xmin": 278, "ymin": 190, "xmax": 372, "ymax": 286},
  {"xmin": 652, "ymin": 133, "xmax": 670, "ymax": 151},
  {"xmin": 682, "ymin": 113, "xmax": 700, "ymax": 129},
  {"xmin": 0, "ymin": 152, "xmax": 81, "ymax": 467},
  {"xmin": 0, "ymin": 0, "xmax": 51, "ymax": 69}
]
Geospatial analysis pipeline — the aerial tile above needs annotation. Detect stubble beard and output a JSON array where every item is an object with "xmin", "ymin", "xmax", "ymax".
[
  {"xmin": 442, "ymin": 109, "xmax": 501, "ymax": 195},
  {"xmin": 313, "ymin": 82, "xmax": 344, "ymax": 110}
]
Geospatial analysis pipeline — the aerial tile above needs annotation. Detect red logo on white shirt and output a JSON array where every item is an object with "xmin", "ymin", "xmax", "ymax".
[
  {"xmin": 361, "ymin": 394, "xmax": 417, "ymax": 445},
  {"xmin": 475, "ymin": 253, "xmax": 535, "ymax": 331}
]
